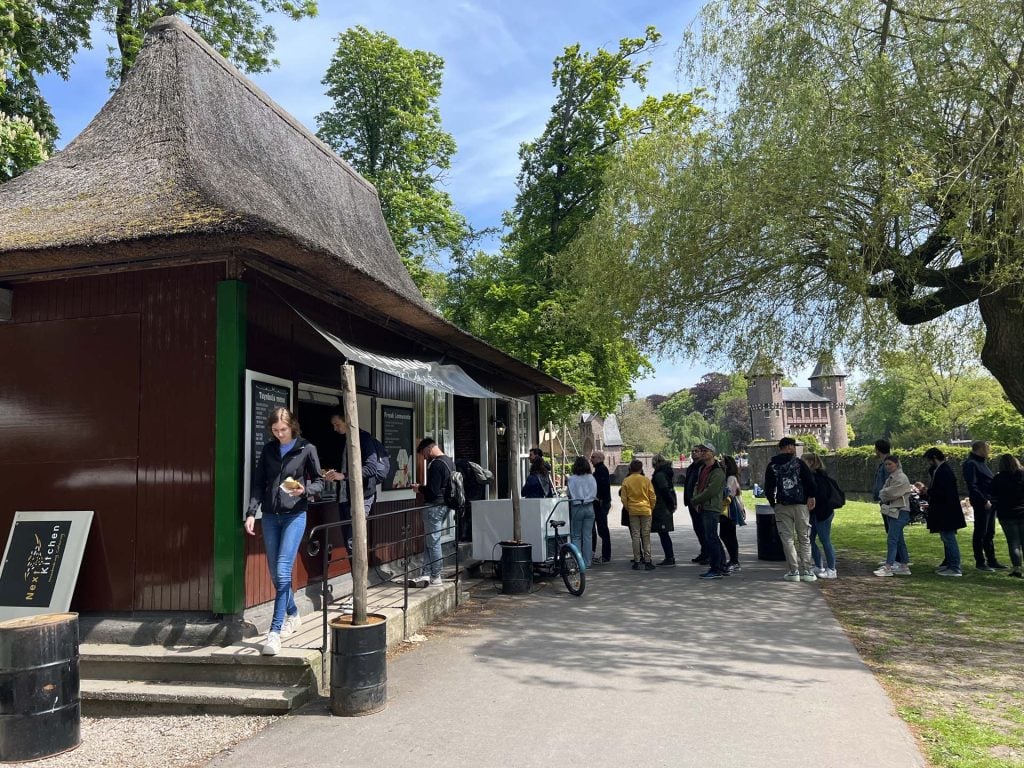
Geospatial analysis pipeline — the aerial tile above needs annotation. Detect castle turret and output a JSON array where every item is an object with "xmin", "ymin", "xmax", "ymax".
[
  {"xmin": 747, "ymin": 356, "xmax": 785, "ymax": 442},
  {"xmin": 809, "ymin": 356, "xmax": 849, "ymax": 449}
]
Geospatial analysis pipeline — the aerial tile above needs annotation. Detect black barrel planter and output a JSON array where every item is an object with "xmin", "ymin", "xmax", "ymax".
[
  {"xmin": 755, "ymin": 504, "xmax": 787, "ymax": 561},
  {"xmin": 499, "ymin": 541, "xmax": 533, "ymax": 594},
  {"xmin": 0, "ymin": 613, "xmax": 81, "ymax": 762},
  {"xmin": 330, "ymin": 614, "xmax": 387, "ymax": 717}
]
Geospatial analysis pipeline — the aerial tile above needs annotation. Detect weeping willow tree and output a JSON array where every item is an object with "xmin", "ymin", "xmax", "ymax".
[{"xmin": 571, "ymin": 0, "xmax": 1024, "ymax": 415}]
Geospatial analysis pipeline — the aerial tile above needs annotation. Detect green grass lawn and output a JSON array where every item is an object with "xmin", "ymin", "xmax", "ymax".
[{"xmin": 771, "ymin": 495, "xmax": 1024, "ymax": 768}]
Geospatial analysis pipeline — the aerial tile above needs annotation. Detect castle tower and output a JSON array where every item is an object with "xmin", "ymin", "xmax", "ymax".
[
  {"xmin": 746, "ymin": 356, "xmax": 785, "ymax": 442},
  {"xmin": 809, "ymin": 356, "xmax": 849, "ymax": 449}
]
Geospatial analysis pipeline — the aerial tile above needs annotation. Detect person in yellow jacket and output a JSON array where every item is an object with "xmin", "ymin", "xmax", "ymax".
[{"xmin": 620, "ymin": 459, "xmax": 658, "ymax": 570}]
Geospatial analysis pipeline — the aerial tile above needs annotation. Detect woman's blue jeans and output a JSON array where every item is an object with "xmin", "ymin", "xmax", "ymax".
[
  {"xmin": 261, "ymin": 510, "xmax": 306, "ymax": 633},
  {"xmin": 570, "ymin": 501, "xmax": 596, "ymax": 567},
  {"xmin": 885, "ymin": 509, "xmax": 911, "ymax": 566},
  {"xmin": 810, "ymin": 512, "xmax": 836, "ymax": 569}
]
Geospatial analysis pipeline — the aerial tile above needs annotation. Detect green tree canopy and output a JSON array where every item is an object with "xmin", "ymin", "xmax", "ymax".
[
  {"xmin": 570, "ymin": 0, "xmax": 1024, "ymax": 417},
  {"xmin": 316, "ymin": 26, "xmax": 467, "ymax": 284},
  {"xmin": 617, "ymin": 397, "xmax": 669, "ymax": 454},
  {"xmin": 443, "ymin": 28, "xmax": 700, "ymax": 424},
  {"xmin": 0, "ymin": 0, "xmax": 315, "ymax": 181}
]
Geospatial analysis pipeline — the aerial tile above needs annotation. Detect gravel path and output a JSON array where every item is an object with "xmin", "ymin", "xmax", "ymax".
[{"xmin": 30, "ymin": 714, "xmax": 278, "ymax": 768}]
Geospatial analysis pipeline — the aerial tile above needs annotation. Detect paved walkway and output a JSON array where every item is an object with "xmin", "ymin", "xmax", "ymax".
[{"xmin": 210, "ymin": 512, "xmax": 926, "ymax": 768}]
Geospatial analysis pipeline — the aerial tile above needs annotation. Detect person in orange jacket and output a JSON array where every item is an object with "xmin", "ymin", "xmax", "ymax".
[{"xmin": 619, "ymin": 459, "xmax": 658, "ymax": 570}]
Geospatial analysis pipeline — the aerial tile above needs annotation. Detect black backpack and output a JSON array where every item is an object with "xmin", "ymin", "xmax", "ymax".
[
  {"xmin": 433, "ymin": 456, "xmax": 466, "ymax": 511},
  {"xmin": 774, "ymin": 457, "xmax": 807, "ymax": 504},
  {"xmin": 827, "ymin": 476, "xmax": 846, "ymax": 508}
]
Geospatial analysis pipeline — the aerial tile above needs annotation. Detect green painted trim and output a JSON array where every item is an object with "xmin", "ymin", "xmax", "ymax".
[{"xmin": 213, "ymin": 280, "xmax": 247, "ymax": 614}]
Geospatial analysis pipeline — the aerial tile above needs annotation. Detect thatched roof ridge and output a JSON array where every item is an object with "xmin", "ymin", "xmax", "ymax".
[{"xmin": 0, "ymin": 16, "xmax": 572, "ymax": 395}]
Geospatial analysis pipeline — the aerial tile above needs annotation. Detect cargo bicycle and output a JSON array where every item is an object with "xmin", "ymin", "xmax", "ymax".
[{"xmin": 536, "ymin": 498, "xmax": 587, "ymax": 596}]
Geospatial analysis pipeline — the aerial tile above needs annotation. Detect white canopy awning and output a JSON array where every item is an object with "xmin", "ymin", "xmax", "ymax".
[{"xmin": 296, "ymin": 309, "xmax": 498, "ymax": 399}]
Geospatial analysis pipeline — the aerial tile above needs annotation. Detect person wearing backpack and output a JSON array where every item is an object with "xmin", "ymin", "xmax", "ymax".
[
  {"xmin": 324, "ymin": 409, "xmax": 390, "ymax": 555},
  {"xmin": 763, "ymin": 436, "xmax": 818, "ymax": 583},
  {"xmin": 804, "ymin": 453, "xmax": 840, "ymax": 580},
  {"xmin": 651, "ymin": 454, "xmax": 677, "ymax": 566},
  {"xmin": 412, "ymin": 437, "xmax": 454, "ymax": 587}
]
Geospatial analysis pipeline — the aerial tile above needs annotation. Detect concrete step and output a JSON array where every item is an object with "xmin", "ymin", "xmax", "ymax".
[
  {"xmin": 81, "ymin": 678, "xmax": 315, "ymax": 716},
  {"xmin": 80, "ymin": 643, "xmax": 321, "ymax": 688}
]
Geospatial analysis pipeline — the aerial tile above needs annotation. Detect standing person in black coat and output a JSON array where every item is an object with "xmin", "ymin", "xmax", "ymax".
[
  {"xmin": 992, "ymin": 454, "xmax": 1024, "ymax": 578},
  {"xmin": 915, "ymin": 447, "xmax": 966, "ymax": 577},
  {"xmin": 963, "ymin": 441, "xmax": 1006, "ymax": 571},
  {"xmin": 804, "ymin": 453, "xmax": 839, "ymax": 579},
  {"xmin": 683, "ymin": 446, "xmax": 708, "ymax": 564},
  {"xmin": 651, "ymin": 455, "xmax": 677, "ymax": 566},
  {"xmin": 591, "ymin": 451, "xmax": 613, "ymax": 563}
]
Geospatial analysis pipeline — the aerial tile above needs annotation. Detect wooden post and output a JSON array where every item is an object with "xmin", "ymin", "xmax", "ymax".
[
  {"xmin": 509, "ymin": 400, "xmax": 522, "ymax": 542},
  {"xmin": 341, "ymin": 364, "xmax": 368, "ymax": 625}
]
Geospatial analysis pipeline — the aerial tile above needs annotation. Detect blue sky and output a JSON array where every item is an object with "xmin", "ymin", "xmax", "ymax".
[{"xmin": 37, "ymin": 0, "xmax": 729, "ymax": 397}]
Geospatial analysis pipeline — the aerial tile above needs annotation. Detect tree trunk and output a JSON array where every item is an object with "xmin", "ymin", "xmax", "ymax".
[{"xmin": 979, "ymin": 284, "xmax": 1024, "ymax": 416}]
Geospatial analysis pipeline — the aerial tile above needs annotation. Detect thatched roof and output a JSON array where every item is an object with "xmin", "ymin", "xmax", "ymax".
[{"xmin": 0, "ymin": 16, "xmax": 571, "ymax": 396}]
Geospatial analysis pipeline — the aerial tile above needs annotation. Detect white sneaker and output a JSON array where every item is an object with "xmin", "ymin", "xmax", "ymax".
[
  {"xmin": 281, "ymin": 612, "xmax": 301, "ymax": 637},
  {"xmin": 892, "ymin": 563, "xmax": 912, "ymax": 576},
  {"xmin": 821, "ymin": 568, "xmax": 837, "ymax": 579},
  {"xmin": 873, "ymin": 564, "xmax": 894, "ymax": 577},
  {"xmin": 261, "ymin": 631, "xmax": 281, "ymax": 655},
  {"xmin": 782, "ymin": 571, "xmax": 800, "ymax": 582},
  {"xmin": 799, "ymin": 570, "xmax": 818, "ymax": 583},
  {"xmin": 428, "ymin": 575, "xmax": 443, "ymax": 587},
  {"xmin": 340, "ymin": 599, "xmax": 354, "ymax": 615}
]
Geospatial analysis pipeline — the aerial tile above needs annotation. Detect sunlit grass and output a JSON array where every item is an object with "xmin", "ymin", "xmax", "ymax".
[{"xmin": 742, "ymin": 493, "xmax": 1024, "ymax": 767}]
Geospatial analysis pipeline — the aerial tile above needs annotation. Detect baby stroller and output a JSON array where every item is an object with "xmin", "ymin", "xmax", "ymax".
[{"xmin": 908, "ymin": 489, "xmax": 929, "ymax": 525}]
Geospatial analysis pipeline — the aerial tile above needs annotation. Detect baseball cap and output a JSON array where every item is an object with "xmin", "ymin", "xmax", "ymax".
[{"xmin": 695, "ymin": 441, "xmax": 716, "ymax": 454}]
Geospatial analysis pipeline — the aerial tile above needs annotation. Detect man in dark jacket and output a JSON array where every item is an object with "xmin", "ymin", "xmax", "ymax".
[
  {"xmin": 412, "ymin": 437, "xmax": 454, "ymax": 586},
  {"xmin": 324, "ymin": 410, "xmax": 388, "ymax": 553},
  {"xmin": 683, "ymin": 446, "xmax": 708, "ymax": 563},
  {"xmin": 917, "ymin": 447, "xmax": 966, "ymax": 576},
  {"xmin": 591, "ymin": 451, "xmax": 612, "ymax": 563},
  {"xmin": 962, "ymin": 440, "xmax": 1006, "ymax": 571},
  {"xmin": 764, "ymin": 437, "xmax": 817, "ymax": 582}
]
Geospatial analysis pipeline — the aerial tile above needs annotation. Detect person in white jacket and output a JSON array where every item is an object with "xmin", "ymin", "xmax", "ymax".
[{"xmin": 874, "ymin": 455, "xmax": 915, "ymax": 577}]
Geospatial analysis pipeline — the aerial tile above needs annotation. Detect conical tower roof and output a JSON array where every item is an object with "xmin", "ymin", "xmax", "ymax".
[
  {"xmin": 810, "ymin": 355, "xmax": 847, "ymax": 379},
  {"xmin": 746, "ymin": 353, "xmax": 781, "ymax": 378}
]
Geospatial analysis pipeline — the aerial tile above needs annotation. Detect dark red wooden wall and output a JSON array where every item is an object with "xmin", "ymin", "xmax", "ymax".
[{"xmin": 0, "ymin": 264, "xmax": 222, "ymax": 612}]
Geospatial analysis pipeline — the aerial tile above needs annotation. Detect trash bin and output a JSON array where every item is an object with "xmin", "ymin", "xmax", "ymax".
[
  {"xmin": 755, "ymin": 504, "xmax": 786, "ymax": 561},
  {"xmin": 0, "ymin": 613, "xmax": 81, "ymax": 762}
]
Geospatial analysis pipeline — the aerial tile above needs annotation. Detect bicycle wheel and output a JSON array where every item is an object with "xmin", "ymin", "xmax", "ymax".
[{"xmin": 560, "ymin": 546, "xmax": 586, "ymax": 596}]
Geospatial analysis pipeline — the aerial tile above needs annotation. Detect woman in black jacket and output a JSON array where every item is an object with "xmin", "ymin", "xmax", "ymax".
[
  {"xmin": 245, "ymin": 407, "xmax": 324, "ymax": 655},
  {"xmin": 992, "ymin": 453, "xmax": 1024, "ymax": 578},
  {"xmin": 804, "ymin": 453, "xmax": 838, "ymax": 579},
  {"xmin": 651, "ymin": 455, "xmax": 677, "ymax": 566}
]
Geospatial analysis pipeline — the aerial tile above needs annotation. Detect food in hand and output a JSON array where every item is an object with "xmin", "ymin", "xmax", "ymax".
[{"xmin": 282, "ymin": 477, "xmax": 302, "ymax": 491}]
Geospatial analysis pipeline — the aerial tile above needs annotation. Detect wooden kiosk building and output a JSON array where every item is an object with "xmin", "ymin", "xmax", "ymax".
[{"xmin": 0, "ymin": 18, "xmax": 570, "ymax": 619}]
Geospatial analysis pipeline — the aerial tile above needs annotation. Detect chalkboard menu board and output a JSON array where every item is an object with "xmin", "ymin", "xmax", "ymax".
[
  {"xmin": 380, "ymin": 404, "xmax": 414, "ymax": 490},
  {"xmin": 244, "ymin": 371, "xmax": 293, "ymax": 517}
]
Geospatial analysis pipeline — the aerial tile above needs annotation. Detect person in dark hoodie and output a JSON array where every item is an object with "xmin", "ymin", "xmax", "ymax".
[
  {"xmin": 915, "ymin": 447, "xmax": 966, "ymax": 577},
  {"xmin": 683, "ymin": 446, "xmax": 709, "ymax": 564},
  {"xmin": 245, "ymin": 407, "xmax": 324, "ymax": 656},
  {"xmin": 651, "ymin": 454, "xmax": 677, "ymax": 566},
  {"xmin": 764, "ymin": 437, "xmax": 817, "ymax": 583},
  {"xmin": 803, "ymin": 453, "xmax": 838, "ymax": 579},
  {"xmin": 991, "ymin": 454, "xmax": 1024, "ymax": 578},
  {"xmin": 590, "ymin": 451, "xmax": 613, "ymax": 563},
  {"xmin": 963, "ymin": 440, "xmax": 1006, "ymax": 571}
]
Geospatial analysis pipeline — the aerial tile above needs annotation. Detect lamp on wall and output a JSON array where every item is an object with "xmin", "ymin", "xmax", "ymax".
[{"xmin": 489, "ymin": 416, "xmax": 507, "ymax": 437}]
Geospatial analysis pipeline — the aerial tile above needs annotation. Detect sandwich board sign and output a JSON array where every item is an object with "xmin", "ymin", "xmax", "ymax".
[{"xmin": 0, "ymin": 511, "xmax": 93, "ymax": 620}]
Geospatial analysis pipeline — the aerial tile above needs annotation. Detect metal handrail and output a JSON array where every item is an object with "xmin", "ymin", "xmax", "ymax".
[{"xmin": 305, "ymin": 503, "xmax": 463, "ymax": 671}]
